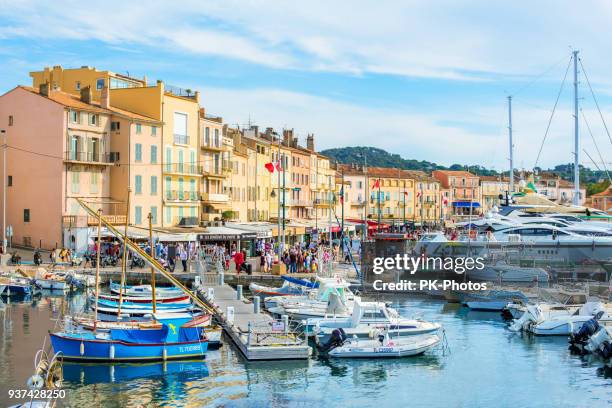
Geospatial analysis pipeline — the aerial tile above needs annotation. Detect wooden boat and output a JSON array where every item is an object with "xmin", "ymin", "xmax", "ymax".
[
  {"xmin": 96, "ymin": 292, "xmax": 191, "ymax": 304},
  {"xmin": 110, "ymin": 281, "xmax": 183, "ymax": 297},
  {"xmin": 50, "ymin": 324, "xmax": 209, "ymax": 362}
]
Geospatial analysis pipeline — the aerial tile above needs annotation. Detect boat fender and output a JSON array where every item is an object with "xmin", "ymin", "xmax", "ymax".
[
  {"xmin": 79, "ymin": 341, "xmax": 85, "ymax": 356},
  {"xmin": 27, "ymin": 374, "xmax": 44, "ymax": 390},
  {"xmin": 109, "ymin": 344, "xmax": 115, "ymax": 360},
  {"xmin": 163, "ymin": 348, "xmax": 167, "ymax": 361}
]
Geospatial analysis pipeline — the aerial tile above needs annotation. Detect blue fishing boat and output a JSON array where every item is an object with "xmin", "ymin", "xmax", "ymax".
[
  {"xmin": 50, "ymin": 324, "xmax": 208, "ymax": 362},
  {"xmin": 96, "ymin": 298, "xmax": 192, "ymax": 311},
  {"xmin": 0, "ymin": 276, "xmax": 36, "ymax": 296}
]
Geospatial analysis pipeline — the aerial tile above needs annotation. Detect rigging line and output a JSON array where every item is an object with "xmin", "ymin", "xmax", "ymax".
[
  {"xmin": 511, "ymin": 52, "xmax": 572, "ymax": 97},
  {"xmin": 582, "ymin": 149, "xmax": 602, "ymax": 172},
  {"xmin": 578, "ymin": 57, "xmax": 612, "ymax": 147},
  {"xmin": 534, "ymin": 55, "xmax": 573, "ymax": 169},
  {"xmin": 581, "ymin": 108, "xmax": 612, "ymax": 184}
]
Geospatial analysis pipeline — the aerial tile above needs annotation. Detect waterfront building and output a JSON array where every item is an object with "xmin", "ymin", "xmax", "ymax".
[
  {"xmin": 199, "ymin": 112, "xmax": 231, "ymax": 223},
  {"xmin": 534, "ymin": 172, "xmax": 586, "ymax": 205},
  {"xmin": 432, "ymin": 170, "xmax": 481, "ymax": 218},
  {"xmin": 313, "ymin": 153, "xmax": 336, "ymax": 226},
  {"xmin": 405, "ymin": 170, "xmax": 441, "ymax": 224},
  {"xmin": 0, "ymin": 84, "xmax": 159, "ymax": 250},
  {"xmin": 227, "ymin": 127, "xmax": 248, "ymax": 222},
  {"xmin": 242, "ymin": 127, "xmax": 272, "ymax": 222},
  {"xmin": 30, "ymin": 65, "xmax": 145, "ymax": 101},
  {"xmin": 590, "ymin": 187, "xmax": 611, "ymax": 213},
  {"xmin": 479, "ymin": 176, "xmax": 510, "ymax": 212}
]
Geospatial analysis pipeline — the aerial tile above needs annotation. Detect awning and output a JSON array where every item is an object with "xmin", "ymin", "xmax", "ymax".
[
  {"xmin": 453, "ymin": 201, "xmax": 481, "ymax": 208},
  {"xmin": 197, "ymin": 226, "xmax": 257, "ymax": 242}
]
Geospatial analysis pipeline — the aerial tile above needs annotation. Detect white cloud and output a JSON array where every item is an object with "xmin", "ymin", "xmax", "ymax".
[{"xmin": 4, "ymin": 0, "xmax": 612, "ymax": 82}]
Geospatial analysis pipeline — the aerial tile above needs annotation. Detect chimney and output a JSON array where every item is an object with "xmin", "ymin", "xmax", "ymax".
[
  {"xmin": 233, "ymin": 128, "xmax": 242, "ymax": 147},
  {"xmin": 39, "ymin": 82, "xmax": 50, "ymax": 97},
  {"xmin": 306, "ymin": 134, "xmax": 315, "ymax": 151},
  {"xmin": 283, "ymin": 128, "xmax": 293, "ymax": 146},
  {"xmin": 80, "ymin": 86, "xmax": 92, "ymax": 104},
  {"xmin": 292, "ymin": 137, "xmax": 298, "ymax": 148},
  {"xmin": 100, "ymin": 85, "xmax": 110, "ymax": 109}
]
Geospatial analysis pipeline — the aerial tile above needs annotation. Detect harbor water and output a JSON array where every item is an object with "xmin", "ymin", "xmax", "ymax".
[{"xmin": 0, "ymin": 291, "xmax": 610, "ymax": 407}]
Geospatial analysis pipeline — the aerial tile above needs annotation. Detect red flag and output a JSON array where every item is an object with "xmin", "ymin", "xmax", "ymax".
[
  {"xmin": 372, "ymin": 179, "xmax": 380, "ymax": 189},
  {"xmin": 403, "ymin": 191, "xmax": 408, "ymax": 196},
  {"xmin": 264, "ymin": 162, "xmax": 275, "ymax": 173},
  {"xmin": 275, "ymin": 161, "xmax": 283, "ymax": 172},
  {"xmin": 417, "ymin": 191, "xmax": 421, "ymax": 198}
]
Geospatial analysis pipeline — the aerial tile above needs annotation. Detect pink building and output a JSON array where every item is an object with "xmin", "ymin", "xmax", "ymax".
[{"xmin": 0, "ymin": 84, "xmax": 160, "ymax": 251}]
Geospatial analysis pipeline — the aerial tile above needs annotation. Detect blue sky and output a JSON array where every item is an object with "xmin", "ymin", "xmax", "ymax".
[{"xmin": 1, "ymin": 0, "xmax": 612, "ymax": 171}]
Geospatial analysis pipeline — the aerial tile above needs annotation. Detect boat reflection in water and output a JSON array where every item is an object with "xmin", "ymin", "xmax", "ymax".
[{"xmin": 62, "ymin": 359, "xmax": 209, "ymax": 385}]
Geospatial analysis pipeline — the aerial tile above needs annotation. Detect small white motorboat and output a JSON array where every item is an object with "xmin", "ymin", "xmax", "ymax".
[
  {"xmin": 310, "ymin": 296, "xmax": 440, "ymax": 342},
  {"xmin": 509, "ymin": 301, "xmax": 612, "ymax": 335},
  {"xmin": 324, "ymin": 330, "xmax": 440, "ymax": 358}
]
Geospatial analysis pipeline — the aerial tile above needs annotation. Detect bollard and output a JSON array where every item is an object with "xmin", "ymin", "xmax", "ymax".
[
  {"xmin": 237, "ymin": 285, "xmax": 243, "ymax": 300},
  {"xmin": 218, "ymin": 271, "xmax": 224, "ymax": 286},
  {"xmin": 194, "ymin": 275, "xmax": 201, "ymax": 288},
  {"xmin": 253, "ymin": 296, "xmax": 261, "ymax": 314},
  {"xmin": 207, "ymin": 287, "xmax": 215, "ymax": 301},
  {"xmin": 247, "ymin": 321, "xmax": 252, "ymax": 346},
  {"xmin": 227, "ymin": 306, "xmax": 235, "ymax": 324}
]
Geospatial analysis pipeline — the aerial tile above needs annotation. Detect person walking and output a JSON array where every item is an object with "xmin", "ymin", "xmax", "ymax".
[
  {"xmin": 234, "ymin": 249, "xmax": 244, "ymax": 275},
  {"xmin": 179, "ymin": 243, "xmax": 188, "ymax": 272}
]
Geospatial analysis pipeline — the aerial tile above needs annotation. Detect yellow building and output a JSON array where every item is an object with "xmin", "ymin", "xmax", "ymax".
[
  {"xmin": 110, "ymin": 81, "xmax": 201, "ymax": 226},
  {"xmin": 31, "ymin": 65, "xmax": 145, "ymax": 101},
  {"xmin": 313, "ymin": 154, "xmax": 336, "ymax": 222},
  {"xmin": 407, "ymin": 171, "xmax": 442, "ymax": 224},
  {"xmin": 32, "ymin": 66, "xmax": 203, "ymax": 227},
  {"xmin": 199, "ymin": 112, "xmax": 231, "ymax": 222},
  {"xmin": 243, "ymin": 127, "xmax": 272, "ymax": 222}
]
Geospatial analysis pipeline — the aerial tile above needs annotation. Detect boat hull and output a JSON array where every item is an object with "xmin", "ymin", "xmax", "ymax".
[
  {"xmin": 328, "ymin": 335, "xmax": 440, "ymax": 358},
  {"xmin": 50, "ymin": 333, "xmax": 208, "ymax": 362},
  {"xmin": 35, "ymin": 279, "xmax": 68, "ymax": 291}
]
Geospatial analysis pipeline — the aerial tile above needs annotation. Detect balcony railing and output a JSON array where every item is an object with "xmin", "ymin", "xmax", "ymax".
[
  {"xmin": 201, "ymin": 192, "xmax": 229, "ymax": 203},
  {"xmin": 165, "ymin": 84, "xmax": 198, "ymax": 99},
  {"xmin": 200, "ymin": 141, "xmax": 224, "ymax": 151},
  {"xmin": 314, "ymin": 198, "xmax": 334, "ymax": 207},
  {"xmin": 64, "ymin": 151, "xmax": 114, "ymax": 165},
  {"xmin": 291, "ymin": 199, "xmax": 312, "ymax": 207},
  {"xmin": 62, "ymin": 214, "xmax": 127, "ymax": 227},
  {"xmin": 165, "ymin": 190, "xmax": 198, "ymax": 201},
  {"xmin": 164, "ymin": 163, "xmax": 202, "ymax": 175},
  {"xmin": 174, "ymin": 134, "xmax": 190, "ymax": 145}
]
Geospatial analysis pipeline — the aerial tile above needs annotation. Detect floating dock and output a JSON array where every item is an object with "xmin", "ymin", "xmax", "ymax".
[{"xmin": 197, "ymin": 278, "xmax": 311, "ymax": 360}]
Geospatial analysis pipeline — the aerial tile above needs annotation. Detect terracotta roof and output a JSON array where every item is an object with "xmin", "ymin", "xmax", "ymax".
[
  {"xmin": 17, "ymin": 85, "xmax": 160, "ymax": 123},
  {"xmin": 591, "ymin": 187, "xmax": 612, "ymax": 197},
  {"xmin": 433, "ymin": 170, "xmax": 477, "ymax": 177}
]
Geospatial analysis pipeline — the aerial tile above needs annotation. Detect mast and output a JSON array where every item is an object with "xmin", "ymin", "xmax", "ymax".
[
  {"xmin": 507, "ymin": 95, "xmax": 514, "ymax": 193},
  {"xmin": 117, "ymin": 188, "xmax": 131, "ymax": 318},
  {"xmin": 148, "ymin": 212, "xmax": 156, "ymax": 313},
  {"xmin": 573, "ymin": 50, "xmax": 580, "ymax": 206},
  {"xmin": 94, "ymin": 208, "xmax": 102, "ymax": 328}
]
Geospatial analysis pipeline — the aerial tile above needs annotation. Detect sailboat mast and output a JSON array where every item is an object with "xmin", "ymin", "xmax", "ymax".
[
  {"xmin": 573, "ymin": 50, "xmax": 580, "ymax": 206},
  {"xmin": 94, "ymin": 208, "xmax": 102, "ymax": 328},
  {"xmin": 507, "ymin": 95, "xmax": 514, "ymax": 193},
  {"xmin": 149, "ymin": 212, "xmax": 156, "ymax": 313}
]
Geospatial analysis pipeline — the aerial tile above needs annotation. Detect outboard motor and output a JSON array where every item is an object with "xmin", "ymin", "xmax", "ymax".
[
  {"xmin": 569, "ymin": 312, "xmax": 603, "ymax": 354},
  {"xmin": 585, "ymin": 325, "xmax": 612, "ymax": 359},
  {"xmin": 509, "ymin": 305, "xmax": 542, "ymax": 333},
  {"xmin": 317, "ymin": 328, "xmax": 347, "ymax": 353}
]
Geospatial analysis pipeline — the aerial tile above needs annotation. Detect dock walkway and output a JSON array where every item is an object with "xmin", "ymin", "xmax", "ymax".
[{"xmin": 197, "ymin": 279, "xmax": 311, "ymax": 360}]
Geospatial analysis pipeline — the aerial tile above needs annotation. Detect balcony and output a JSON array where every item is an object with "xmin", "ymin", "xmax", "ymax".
[
  {"xmin": 164, "ymin": 163, "xmax": 202, "ymax": 176},
  {"xmin": 350, "ymin": 200, "xmax": 366, "ymax": 206},
  {"xmin": 174, "ymin": 134, "xmax": 190, "ymax": 145},
  {"xmin": 62, "ymin": 214, "xmax": 127, "ymax": 228},
  {"xmin": 165, "ymin": 190, "xmax": 198, "ymax": 202},
  {"xmin": 64, "ymin": 151, "xmax": 115, "ymax": 166},
  {"xmin": 201, "ymin": 192, "xmax": 229, "ymax": 203},
  {"xmin": 202, "ymin": 167, "xmax": 226, "ymax": 178},
  {"xmin": 291, "ymin": 199, "xmax": 312, "ymax": 207},
  {"xmin": 200, "ymin": 141, "xmax": 224, "ymax": 152},
  {"xmin": 314, "ymin": 198, "xmax": 334, "ymax": 207}
]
